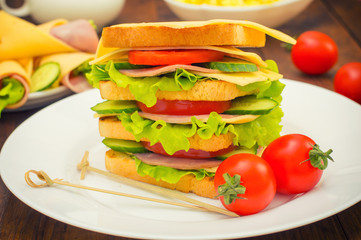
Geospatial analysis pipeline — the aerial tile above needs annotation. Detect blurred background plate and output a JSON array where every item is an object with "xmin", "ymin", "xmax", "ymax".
[{"xmin": 163, "ymin": 0, "xmax": 313, "ymax": 27}]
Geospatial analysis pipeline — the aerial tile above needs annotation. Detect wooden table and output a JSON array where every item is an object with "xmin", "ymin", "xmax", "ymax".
[{"xmin": 1, "ymin": 0, "xmax": 361, "ymax": 239}]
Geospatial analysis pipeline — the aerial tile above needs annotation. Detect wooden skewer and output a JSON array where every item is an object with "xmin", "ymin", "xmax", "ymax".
[
  {"xmin": 25, "ymin": 170, "xmax": 206, "ymax": 211},
  {"xmin": 77, "ymin": 151, "xmax": 239, "ymax": 218}
]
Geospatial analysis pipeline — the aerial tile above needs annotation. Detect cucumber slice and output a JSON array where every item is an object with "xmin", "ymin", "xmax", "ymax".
[
  {"xmin": 30, "ymin": 62, "xmax": 61, "ymax": 92},
  {"xmin": 224, "ymin": 95, "xmax": 278, "ymax": 115},
  {"xmin": 216, "ymin": 146, "xmax": 258, "ymax": 160},
  {"xmin": 103, "ymin": 138, "xmax": 149, "ymax": 153},
  {"xmin": 202, "ymin": 60, "xmax": 258, "ymax": 72},
  {"xmin": 96, "ymin": 61, "xmax": 148, "ymax": 70},
  {"xmin": 91, "ymin": 100, "xmax": 138, "ymax": 114}
]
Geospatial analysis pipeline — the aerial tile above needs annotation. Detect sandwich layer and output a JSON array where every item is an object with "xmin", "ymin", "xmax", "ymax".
[
  {"xmin": 105, "ymin": 149, "xmax": 217, "ymax": 198},
  {"xmin": 102, "ymin": 23, "xmax": 266, "ymax": 48},
  {"xmin": 99, "ymin": 117, "xmax": 234, "ymax": 152},
  {"xmin": 99, "ymin": 80, "xmax": 254, "ymax": 101}
]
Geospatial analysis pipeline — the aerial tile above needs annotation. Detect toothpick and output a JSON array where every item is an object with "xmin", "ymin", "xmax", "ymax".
[
  {"xmin": 25, "ymin": 170, "xmax": 206, "ymax": 211},
  {"xmin": 77, "ymin": 151, "xmax": 239, "ymax": 218}
]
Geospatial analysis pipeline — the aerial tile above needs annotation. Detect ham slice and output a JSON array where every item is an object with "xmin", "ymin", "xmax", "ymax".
[
  {"xmin": 1, "ymin": 74, "xmax": 30, "ymax": 109},
  {"xmin": 134, "ymin": 153, "xmax": 222, "ymax": 170},
  {"xmin": 61, "ymin": 73, "xmax": 92, "ymax": 93},
  {"xmin": 118, "ymin": 64, "xmax": 221, "ymax": 77},
  {"xmin": 138, "ymin": 112, "xmax": 259, "ymax": 124},
  {"xmin": 50, "ymin": 19, "xmax": 99, "ymax": 53}
]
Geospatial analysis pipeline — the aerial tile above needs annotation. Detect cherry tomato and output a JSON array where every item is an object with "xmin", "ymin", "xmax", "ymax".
[
  {"xmin": 334, "ymin": 62, "xmax": 361, "ymax": 104},
  {"xmin": 137, "ymin": 99, "xmax": 231, "ymax": 115},
  {"xmin": 214, "ymin": 153, "xmax": 276, "ymax": 216},
  {"xmin": 262, "ymin": 134, "xmax": 333, "ymax": 194},
  {"xmin": 142, "ymin": 142, "xmax": 235, "ymax": 159},
  {"xmin": 128, "ymin": 49, "xmax": 225, "ymax": 65},
  {"xmin": 291, "ymin": 31, "xmax": 338, "ymax": 75}
]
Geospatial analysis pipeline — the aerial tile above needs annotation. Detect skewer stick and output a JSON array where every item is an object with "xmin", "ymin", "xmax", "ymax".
[
  {"xmin": 25, "ymin": 170, "xmax": 206, "ymax": 211},
  {"xmin": 77, "ymin": 151, "xmax": 239, "ymax": 218}
]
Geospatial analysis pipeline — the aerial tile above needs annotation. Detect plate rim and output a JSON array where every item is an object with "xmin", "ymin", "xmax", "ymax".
[{"xmin": 1, "ymin": 79, "xmax": 361, "ymax": 239}]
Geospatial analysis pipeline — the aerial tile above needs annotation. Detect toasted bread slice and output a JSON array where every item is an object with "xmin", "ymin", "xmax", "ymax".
[
  {"xmin": 102, "ymin": 21, "xmax": 266, "ymax": 48},
  {"xmin": 99, "ymin": 117, "xmax": 234, "ymax": 152},
  {"xmin": 105, "ymin": 149, "xmax": 217, "ymax": 198},
  {"xmin": 99, "ymin": 80, "xmax": 255, "ymax": 101}
]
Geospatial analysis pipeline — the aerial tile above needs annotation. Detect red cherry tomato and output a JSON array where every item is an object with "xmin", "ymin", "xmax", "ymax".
[
  {"xmin": 262, "ymin": 134, "xmax": 333, "ymax": 194},
  {"xmin": 137, "ymin": 99, "xmax": 231, "ymax": 115},
  {"xmin": 214, "ymin": 153, "xmax": 276, "ymax": 216},
  {"xmin": 334, "ymin": 62, "xmax": 361, "ymax": 104},
  {"xmin": 142, "ymin": 142, "xmax": 235, "ymax": 159},
  {"xmin": 128, "ymin": 49, "xmax": 225, "ymax": 65},
  {"xmin": 291, "ymin": 31, "xmax": 338, "ymax": 75}
]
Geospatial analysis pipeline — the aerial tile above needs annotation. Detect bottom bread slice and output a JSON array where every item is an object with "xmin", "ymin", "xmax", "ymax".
[{"xmin": 105, "ymin": 149, "xmax": 217, "ymax": 198}]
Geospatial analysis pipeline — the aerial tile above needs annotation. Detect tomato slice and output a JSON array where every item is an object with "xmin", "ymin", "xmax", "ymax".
[
  {"xmin": 142, "ymin": 142, "xmax": 235, "ymax": 159},
  {"xmin": 137, "ymin": 99, "xmax": 231, "ymax": 115},
  {"xmin": 128, "ymin": 49, "xmax": 225, "ymax": 65}
]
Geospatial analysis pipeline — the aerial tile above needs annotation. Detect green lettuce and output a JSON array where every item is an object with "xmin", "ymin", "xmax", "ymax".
[
  {"xmin": 118, "ymin": 108, "xmax": 283, "ymax": 155},
  {"xmin": 134, "ymin": 157, "xmax": 215, "ymax": 184},
  {"xmin": 0, "ymin": 77, "xmax": 25, "ymax": 118},
  {"xmin": 88, "ymin": 61, "xmax": 206, "ymax": 107}
]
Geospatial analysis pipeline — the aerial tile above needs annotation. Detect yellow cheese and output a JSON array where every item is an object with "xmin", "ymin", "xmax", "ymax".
[
  {"xmin": 190, "ymin": 68, "xmax": 282, "ymax": 86},
  {"xmin": 38, "ymin": 52, "xmax": 94, "ymax": 87},
  {"xmin": 0, "ymin": 11, "xmax": 76, "ymax": 60},
  {"xmin": 0, "ymin": 60, "xmax": 30, "ymax": 85}
]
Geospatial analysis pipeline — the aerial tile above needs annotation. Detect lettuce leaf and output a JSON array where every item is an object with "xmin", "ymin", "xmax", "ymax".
[
  {"xmin": 89, "ymin": 61, "xmax": 206, "ymax": 107},
  {"xmin": 0, "ymin": 77, "xmax": 25, "ymax": 118},
  {"xmin": 134, "ymin": 157, "xmax": 215, "ymax": 184},
  {"xmin": 117, "ymin": 108, "xmax": 283, "ymax": 155}
]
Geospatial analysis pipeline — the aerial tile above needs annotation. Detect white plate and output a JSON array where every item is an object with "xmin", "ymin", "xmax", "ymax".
[
  {"xmin": 4, "ymin": 86, "xmax": 73, "ymax": 112},
  {"xmin": 1, "ymin": 79, "xmax": 361, "ymax": 240}
]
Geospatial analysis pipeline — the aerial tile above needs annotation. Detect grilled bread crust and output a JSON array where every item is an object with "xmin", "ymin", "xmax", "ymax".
[{"xmin": 101, "ymin": 21, "xmax": 266, "ymax": 48}]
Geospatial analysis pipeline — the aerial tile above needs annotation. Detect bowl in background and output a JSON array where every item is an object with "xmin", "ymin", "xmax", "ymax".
[
  {"xmin": 0, "ymin": 0, "xmax": 126, "ymax": 29},
  {"xmin": 163, "ymin": 0, "xmax": 313, "ymax": 27}
]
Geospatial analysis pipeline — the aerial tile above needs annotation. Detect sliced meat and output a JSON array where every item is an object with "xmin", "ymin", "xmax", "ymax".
[
  {"xmin": 138, "ymin": 112, "xmax": 259, "ymax": 124},
  {"xmin": 50, "ymin": 19, "xmax": 99, "ymax": 53},
  {"xmin": 1, "ymin": 74, "xmax": 30, "ymax": 109},
  {"xmin": 118, "ymin": 64, "xmax": 221, "ymax": 77},
  {"xmin": 133, "ymin": 152, "xmax": 222, "ymax": 170},
  {"xmin": 61, "ymin": 73, "xmax": 92, "ymax": 93}
]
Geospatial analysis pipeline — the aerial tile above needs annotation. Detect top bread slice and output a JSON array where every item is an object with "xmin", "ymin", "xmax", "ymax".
[{"xmin": 101, "ymin": 20, "xmax": 266, "ymax": 48}]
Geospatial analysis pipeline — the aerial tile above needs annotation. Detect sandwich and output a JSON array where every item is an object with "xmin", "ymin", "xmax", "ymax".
[{"xmin": 88, "ymin": 20, "xmax": 296, "ymax": 198}]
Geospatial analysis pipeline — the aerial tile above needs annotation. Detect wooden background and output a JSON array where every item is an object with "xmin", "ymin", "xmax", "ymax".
[{"xmin": 1, "ymin": 0, "xmax": 361, "ymax": 239}]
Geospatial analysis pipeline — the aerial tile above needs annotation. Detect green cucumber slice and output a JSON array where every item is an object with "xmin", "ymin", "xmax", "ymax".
[
  {"xmin": 224, "ymin": 95, "xmax": 278, "ymax": 115},
  {"xmin": 216, "ymin": 146, "xmax": 258, "ymax": 160},
  {"xmin": 103, "ymin": 138, "xmax": 149, "ymax": 153},
  {"xmin": 96, "ymin": 61, "xmax": 147, "ymax": 70},
  {"xmin": 30, "ymin": 62, "xmax": 61, "ymax": 92},
  {"xmin": 91, "ymin": 100, "xmax": 138, "ymax": 114},
  {"xmin": 202, "ymin": 60, "xmax": 258, "ymax": 72}
]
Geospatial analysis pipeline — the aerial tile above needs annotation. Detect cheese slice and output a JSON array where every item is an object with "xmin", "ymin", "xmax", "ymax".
[
  {"xmin": 91, "ymin": 45, "xmax": 267, "ymax": 66},
  {"xmin": 38, "ymin": 52, "xmax": 94, "ymax": 87},
  {"xmin": 190, "ymin": 68, "xmax": 282, "ymax": 86},
  {"xmin": 0, "ymin": 60, "xmax": 30, "ymax": 85},
  {"xmin": 0, "ymin": 11, "xmax": 76, "ymax": 60}
]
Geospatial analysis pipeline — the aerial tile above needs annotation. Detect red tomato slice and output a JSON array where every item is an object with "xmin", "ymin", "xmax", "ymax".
[
  {"xmin": 137, "ymin": 99, "xmax": 231, "ymax": 115},
  {"xmin": 142, "ymin": 142, "xmax": 235, "ymax": 159},
  {"xmin": 128, "ymin": 49, "xmax": 225, "ymax": 65}
]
